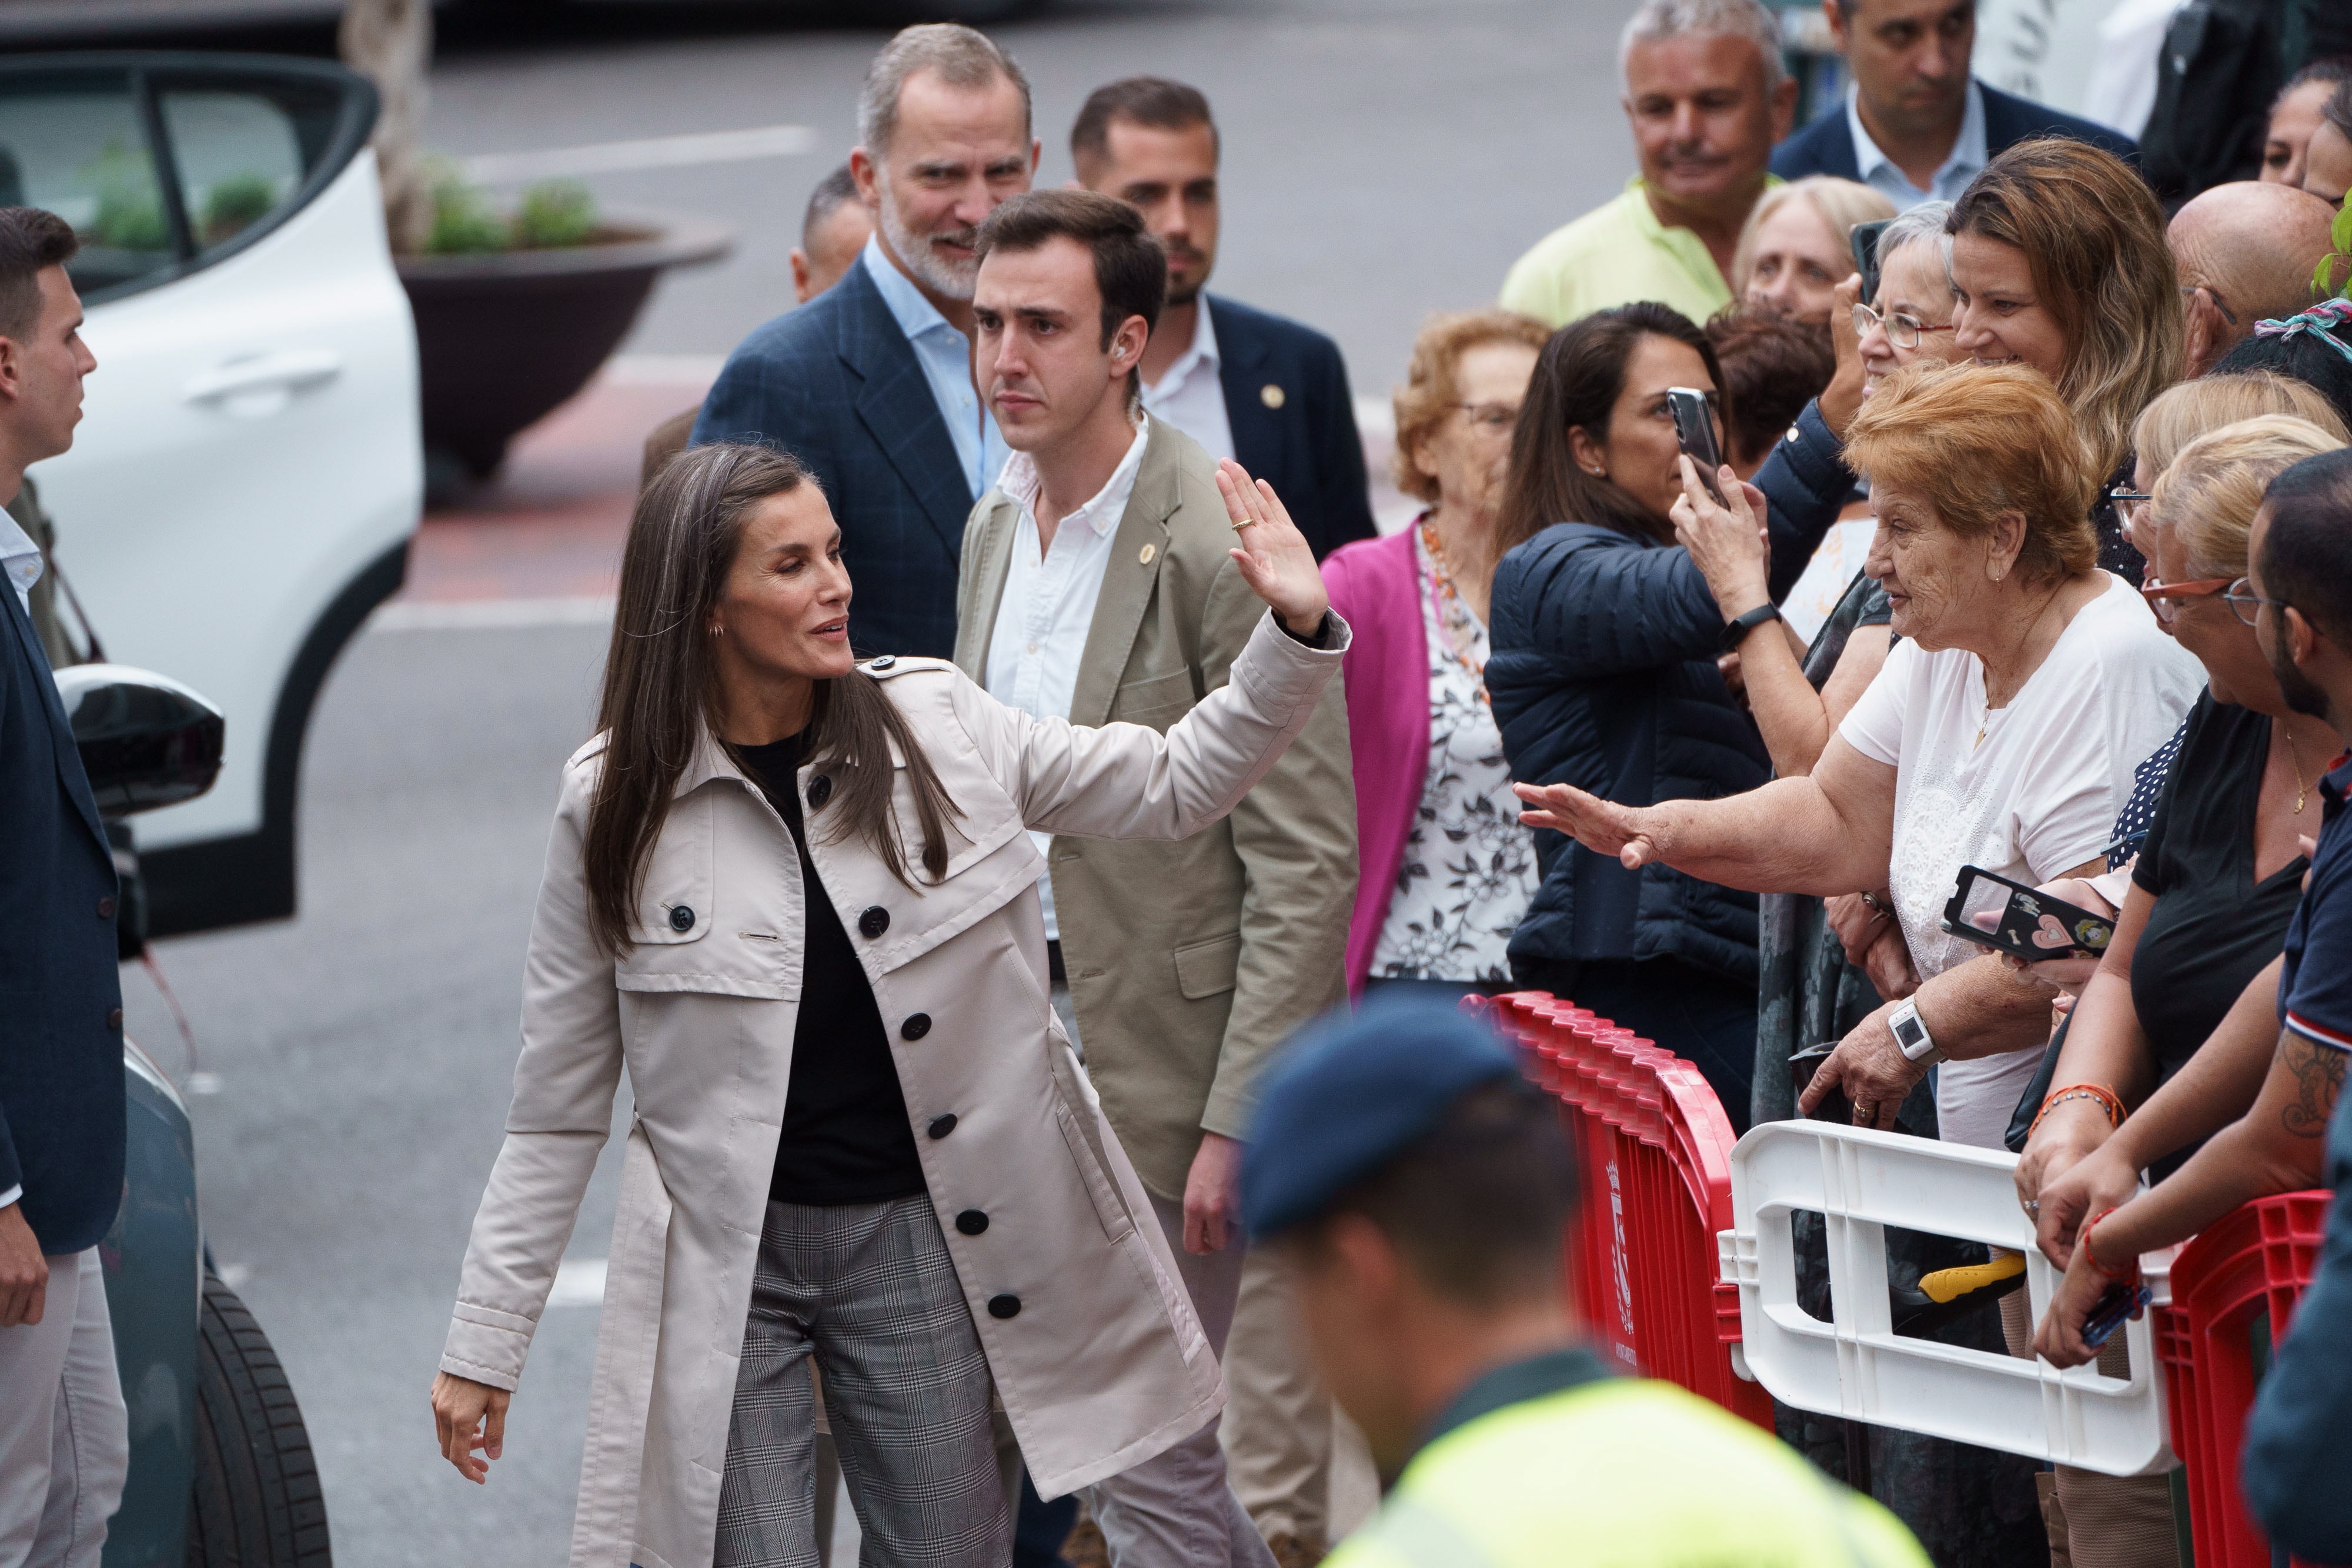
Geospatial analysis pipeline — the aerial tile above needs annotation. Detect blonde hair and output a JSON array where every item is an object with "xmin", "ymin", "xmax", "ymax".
[
  {"xmin": 1390, "ymin": 309, "xmax": 1551, "ymax": 503},
  {"xmin": 2130, "ymin": 371, "xmax": 2350, "ymax": 480},
  {"xmin": 1947, "ymin": 140, "xmax": 2183, "ymax": 482},
  {"xmin": 2147, "ymin": 414, "xmax": 2348, "ymax": 579},
  {"xmin": 1843, "ymin": 360, "xmax": 2097, "ymax": 584},
  {"xmin": 1730, "ymin": 176, "xmax": 1897, "ymax": 300}
]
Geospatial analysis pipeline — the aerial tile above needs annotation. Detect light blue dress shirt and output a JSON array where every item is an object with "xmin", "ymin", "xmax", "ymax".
[
  {"xmin": 860, "ymin": 236, "xmax": 1008, "ymax": 501},
  {"xmin": 1846, "ymin": 79, "xmax": 1989, "ymax": 209}
]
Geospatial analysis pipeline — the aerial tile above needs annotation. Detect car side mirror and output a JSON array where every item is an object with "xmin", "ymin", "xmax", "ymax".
[{"xmin": 55, "ymin": 664, "xmax": 226, "ymax": 818}]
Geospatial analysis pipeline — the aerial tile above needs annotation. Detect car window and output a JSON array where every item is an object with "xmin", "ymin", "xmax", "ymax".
[
  {"xmin": 0, "ymin": 74, "xmax": 175, "ymax": 295},
  {"xmin": 157, "ymin": 79, "xmax": 345, "ymax": 258}
]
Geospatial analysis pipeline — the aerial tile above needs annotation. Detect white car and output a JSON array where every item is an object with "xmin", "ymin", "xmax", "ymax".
[{"xmin": 14, "ymin": 51, "xmax": 420, "ymax": 937}]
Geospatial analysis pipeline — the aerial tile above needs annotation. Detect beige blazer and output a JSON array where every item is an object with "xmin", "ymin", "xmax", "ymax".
[
  {"xmin": 953, "ymin": 422, "xmax": 1358, "ymax": 1198},
  {"xmin": 439, "ymin": 613, "xmax": 1347, "ymax": 1568}
]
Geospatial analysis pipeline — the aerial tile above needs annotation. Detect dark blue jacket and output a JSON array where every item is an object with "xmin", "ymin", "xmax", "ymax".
[
  {"xmin": 1208, "ymin": 295, "xmax": 1378, "ymax": 560},
  {"xmin": 1488, "ymin": 401, "xmax": 1855, "ymax": 986},
  {"xmin": 693, "ymin": 259, "xmax": 978, "ymax": 660},
  {"xmin": 1770, "ymin": 81, "xmax": 2139, "ymax": 185},
  {"xmin": 2243, "ymin": 1089, "xmax": 2352, "ymax": 1559},
  {"xmin": 0, "ymin": 573, "xmax": 123, "ymax": 1256}
]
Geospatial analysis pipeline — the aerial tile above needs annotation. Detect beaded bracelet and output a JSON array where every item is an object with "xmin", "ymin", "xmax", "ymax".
[
  {"xmin": 2030, "ymin": 1082, "xmax": 2126, "ymax": 1136},
  {"xmin": 2081, "ymin": 1205, "xmax": 2139, "ymax": 1281}
]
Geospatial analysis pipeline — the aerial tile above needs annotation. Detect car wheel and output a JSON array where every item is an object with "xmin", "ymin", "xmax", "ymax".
[{"xmin": 186, "ymin": 1272, "xmax": 332, "ymax": 1567}]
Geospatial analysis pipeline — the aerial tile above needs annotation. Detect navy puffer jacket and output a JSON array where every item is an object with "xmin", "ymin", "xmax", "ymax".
[{"xmin": 1489, "ymin": 399, "xmax": 1856, "ymax": 986}]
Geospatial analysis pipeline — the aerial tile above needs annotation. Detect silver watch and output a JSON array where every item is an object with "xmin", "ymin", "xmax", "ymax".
[{"xmin": 1889, "ymin": 999, "xmax": 1941, "ymax": 1064}]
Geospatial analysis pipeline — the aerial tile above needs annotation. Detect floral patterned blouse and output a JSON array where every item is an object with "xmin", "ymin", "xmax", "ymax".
[{"xmin": 1368, "ymin": 520, "xmax": 1542, "ymax": 984}]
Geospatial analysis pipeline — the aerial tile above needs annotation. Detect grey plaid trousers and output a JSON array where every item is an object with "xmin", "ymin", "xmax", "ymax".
[{"xmin": 713, "ymin": 1195, "xmax": 1010, "ymax": 1568}]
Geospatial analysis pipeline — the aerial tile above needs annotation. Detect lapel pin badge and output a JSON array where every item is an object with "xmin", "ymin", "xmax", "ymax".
[
  {"xmin": 1259, "ymin": 383, "xmax": 1286, "ymax": 410},
  {"xmin": 1138, "ymin": 543, "xmax": 1157, "ymax": 565}
]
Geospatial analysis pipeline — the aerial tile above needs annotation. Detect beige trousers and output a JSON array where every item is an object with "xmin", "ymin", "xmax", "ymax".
[
  {"xmin": 1220, "ymin": 1245, "xmax": 1379, "ymax": 1550},
  {"xmin": 1997, "ymin": 1282, "xmax": 2182, "ymax": 1568}
]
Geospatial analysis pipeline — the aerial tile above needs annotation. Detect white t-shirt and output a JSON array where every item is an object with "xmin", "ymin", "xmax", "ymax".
[{"xmin": 1836, "ymin": 573, "xmax": 2206, "ymax": 1148}]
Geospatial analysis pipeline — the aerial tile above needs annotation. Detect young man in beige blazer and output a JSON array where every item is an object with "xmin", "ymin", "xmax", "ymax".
[{"xmin": 953, "ymin": 190, "xmax": 1355, "ymax": 1568}]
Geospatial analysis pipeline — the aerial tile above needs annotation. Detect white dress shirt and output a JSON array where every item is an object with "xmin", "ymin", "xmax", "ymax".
[
  {"xmin": 1, "ymin": 503, "xmax": 42, "ymax": 617},
  {"xmin": 1847, "ymin": 79, "xmax": 1989, "ymax": 209},
  {"xmin": 1139, "ymin": 297, "xmax": 1235, "ymax": 464},
  {"xmin": 983, "ymin": 415, "xmax": 1153, "ymax": 940},
  {"xmin": 860, "ymin": 237, "xmax": 1010, "ymax": 500}
]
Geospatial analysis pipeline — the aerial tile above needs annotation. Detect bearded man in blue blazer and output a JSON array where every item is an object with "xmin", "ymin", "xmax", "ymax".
[
  {"xmin": 1771, "ymin": 0, "xmax": 2136, "ymax": 209},
  {"xmin": 1070, "ymin": 78, "xmax": 1377, "ymax": 563},
  {"xmin": 694, "ymin": 24, "xmax": 1039, "ymax": 660}
]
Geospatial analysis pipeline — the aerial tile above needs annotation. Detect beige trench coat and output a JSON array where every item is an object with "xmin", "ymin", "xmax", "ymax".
[{"xmin": 439, "ymin": 610, "xmax": 1347, "ymax": 1568}]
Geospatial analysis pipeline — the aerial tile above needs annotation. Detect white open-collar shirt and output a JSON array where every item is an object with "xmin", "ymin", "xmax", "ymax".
[
  {"xmin": 983, "ymin": 413, "xmax": 1152, "ymax": 940},
  {"xmin": 1139, "ymin": 297, "xmax": 1235, "ymax": 463}
]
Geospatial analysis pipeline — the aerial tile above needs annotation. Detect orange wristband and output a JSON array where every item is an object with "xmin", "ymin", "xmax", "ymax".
[{"xmin": 2030, "ymin": 1083, "xmax": 2126, "ymax": 1136}]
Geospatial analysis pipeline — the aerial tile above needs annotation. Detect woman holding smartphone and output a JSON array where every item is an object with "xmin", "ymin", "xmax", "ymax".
[{"xmin": 1485, "ymin": 303, "xmax": 1857, "ymax": 1126}]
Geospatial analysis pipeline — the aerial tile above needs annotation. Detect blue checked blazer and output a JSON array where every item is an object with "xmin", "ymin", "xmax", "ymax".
[{"xmin": 693, "ymin": 260, "xmax": 976, "ymax": 660}]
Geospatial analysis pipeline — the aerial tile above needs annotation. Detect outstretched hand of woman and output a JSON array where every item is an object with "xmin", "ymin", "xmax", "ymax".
[
  {"xmin": 433, "ymin": 1370, "xmax": 512, "ymax": 1484},
  {"xmin": 1216, "ymin": 460, "xmax": 1331, "ymax": 637},
  {"xmin": 1514, "ymin": 781, "xmax": 1665, "ymax": 869},
  {"xmin": 1670, "ymin": 454, "xmax": 1772, "ymax": 620}
]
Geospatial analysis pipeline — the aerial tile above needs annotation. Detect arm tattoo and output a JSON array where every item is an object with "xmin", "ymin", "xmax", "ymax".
[{"xmin": 2281, "ymin": 1034, "xmax": 2348, "ymax": 1139}]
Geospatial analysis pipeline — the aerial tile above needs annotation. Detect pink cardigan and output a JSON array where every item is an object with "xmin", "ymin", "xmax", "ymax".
[{"xmin": 1320, "ymin": 527, "xmax": 1432, "ymax": 998}]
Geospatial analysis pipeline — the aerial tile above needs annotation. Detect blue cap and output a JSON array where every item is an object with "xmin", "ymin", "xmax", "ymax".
[{"xmin": 1241, "ymin": 995, "xmax": 1524, "ymax": 1240}]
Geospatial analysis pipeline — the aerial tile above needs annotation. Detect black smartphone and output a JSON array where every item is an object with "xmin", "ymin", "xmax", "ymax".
[
  {"xmin": 1665, "ymin": 386, "xmax": 1726, "ymax": 503},
  {"xmin": 1789, "ymin": 1043, "xmax": 1850, "ymax": 1124},
  {"xmin": 1851, "ymin": 218, "xmax": 1893, "ymax": 307},
  {"xmin": 1940, "ymin": 865, "xmax": 2114, "ymax": 962},
  {"xmin": 2080, "ymin": 1281, "xmax": 2151, "ymax": 1352}
]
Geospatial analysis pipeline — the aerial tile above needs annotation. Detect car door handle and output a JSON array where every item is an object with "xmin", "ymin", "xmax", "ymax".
[{"xmin": 183, "ymin": 350, "xmax": 343, "ymax": 404}]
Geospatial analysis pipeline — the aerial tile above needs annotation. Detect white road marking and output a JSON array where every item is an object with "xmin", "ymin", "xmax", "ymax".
[
  {"xmin": 547, "ymin": 1257, "xmax": 608, "ymax": 1309},
  {"xmin": 460, "ymin": 125, "xmax": 817, "ymax": 185},
  {"xmin": 371, "ymin": 597, "xmax": 616, "ymax": 632}
]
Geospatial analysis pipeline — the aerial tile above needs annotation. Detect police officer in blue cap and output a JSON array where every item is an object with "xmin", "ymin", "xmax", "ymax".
[{"xmin": 1241, "ymin": 997, "xmax": 1930, "ymax": 1567}]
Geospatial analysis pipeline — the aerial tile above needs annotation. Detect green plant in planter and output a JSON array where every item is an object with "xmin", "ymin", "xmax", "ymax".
[
  {"xmin": 83, "ymin": 140, "xmax": 169, "ymax": 253},
  {"xmin": 515, "ymin": 180, "xmax": 597, "ymax": 249},
  {"xmin": 417, "ymin": 162, "xmax": 603, "ymax": 255},
  {"xmin": 201, "ymin": 173, "xmax": 280, "ymax": 246}
]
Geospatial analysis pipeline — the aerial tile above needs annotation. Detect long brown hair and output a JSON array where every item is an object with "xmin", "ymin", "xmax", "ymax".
[
  {"xmin": 1494, "ymin": 302, "xmax": 1726, "ymax": 554},
  {"xmin": 583, "ymin": 443, "xmax": 961, "ymax": 957},
  {"xmin": 1947, "ymin": 139, "xmax": 2184, "ymax": 482}
]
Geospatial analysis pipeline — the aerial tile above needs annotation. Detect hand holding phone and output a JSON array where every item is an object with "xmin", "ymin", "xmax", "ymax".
[
  {"xmin": 1666, "ymin": 387, "xmax": 1727, "ymax": 504},
  {"xmin": 1942, "ymin": 865, "xmax": 2114, "ymax": 962}
]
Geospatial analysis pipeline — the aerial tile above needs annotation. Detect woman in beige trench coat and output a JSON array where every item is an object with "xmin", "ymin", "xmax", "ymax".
[{"xmin": 428, "ymin": 441, "xmax": 1345, "ymax": 1568}]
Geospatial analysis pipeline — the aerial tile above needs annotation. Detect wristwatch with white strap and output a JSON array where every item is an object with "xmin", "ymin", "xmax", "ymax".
[{"xmin": 1889, "ymin": 999, "xmax": 1942, "ymax": 1064}]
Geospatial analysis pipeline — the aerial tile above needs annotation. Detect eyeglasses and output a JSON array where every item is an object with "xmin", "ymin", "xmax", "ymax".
[
  {"xmin": 2108, "ymin": 485, "xmax": 2153, "ymax": 530},
  {"xmin": 1852, "ymin": 301, "xmax": 1957, "ymax": 351},
  {"xmin": 2139, "ymin": 574, "xmax": 2233, "ymax": 625},
  {"xmin": 1452, "ymin": 401, "xmax": 1522, "ymax": 434},
  {"xmin": 2180, "ymin": 283, "xmax": 2239, "ymax": 327},
  {"xmin": 2223, "ymin": 577, "xmax": 2290, "ymax": 628}
]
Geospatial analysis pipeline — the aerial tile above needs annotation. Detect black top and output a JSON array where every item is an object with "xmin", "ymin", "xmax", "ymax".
[
  {"xmin": 2129, "ymin": 695, "xmax": 2308, "ymax": 1179},
  {"xmin": 734, "ymin": 734, "xmax": 926, "ymax": 1206}
]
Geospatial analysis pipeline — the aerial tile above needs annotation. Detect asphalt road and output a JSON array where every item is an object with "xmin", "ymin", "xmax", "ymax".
[{"xmin": 99, "ymin": 1, "xmax": 1639, "ymax": 1563}]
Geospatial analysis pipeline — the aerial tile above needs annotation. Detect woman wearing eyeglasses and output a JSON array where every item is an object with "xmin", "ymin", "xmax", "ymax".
[
  {"xmin": 1321, "ymin": 309, "xmax": 1551, "ymax": 1002},
  {"xmin": 2019, "ymin": 415, "xmax": 2347, "ymax": 1339}
]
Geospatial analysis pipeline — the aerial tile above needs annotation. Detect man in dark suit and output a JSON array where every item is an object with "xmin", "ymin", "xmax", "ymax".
[
  {"xmin": 1071, "ymin": 78, "xmax": 1377, "ymax": 561},
  {"xmin": 0, "ymin": 206, "xmax": 129, "ymax": 1566},
  {"xmin": 694, "ymin": 24, "xmax": 1039, "ymax": 659},
  {"xmin": 1771, "ymin": 0, "xmax": 2136, "ymax": 208}
]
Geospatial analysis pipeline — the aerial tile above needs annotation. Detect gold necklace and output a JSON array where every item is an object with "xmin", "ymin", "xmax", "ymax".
[{"xmin": 2286, "ymin": 726, "xmax": 2312, "ymax": 815}]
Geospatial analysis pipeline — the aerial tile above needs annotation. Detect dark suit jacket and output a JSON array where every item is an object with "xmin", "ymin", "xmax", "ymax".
[
  {"xmin": 1770, "ymin": 80, "xmax": 2139, "ymax": 185},
  {"xmin": 1207, "ymin": 295, "xmax": 1378, "ymax": 560},
  {"xmin": 0, "ymin": 571, "xmax": 123, "ymax": 1256},
  {"xmin": 693, "ymin": 259, "xmax": 976, "ymax": 660}
]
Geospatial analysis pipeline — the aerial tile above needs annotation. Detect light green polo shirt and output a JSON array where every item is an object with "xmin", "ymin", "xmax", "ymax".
[{"xmin": 1500, "ymin": 177, "xmax": 1767, "ymax": 330}]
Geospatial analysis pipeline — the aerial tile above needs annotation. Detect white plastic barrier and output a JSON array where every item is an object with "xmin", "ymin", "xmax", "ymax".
[{"xmin": 1717, "ymin": 1120, "xmax": 2176, "ymax": 1476}]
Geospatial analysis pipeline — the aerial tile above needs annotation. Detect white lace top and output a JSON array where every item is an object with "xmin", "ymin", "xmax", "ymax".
[{"xmin": 1368, "ymin": 523, "xmax": 1541, "ymax": 984}]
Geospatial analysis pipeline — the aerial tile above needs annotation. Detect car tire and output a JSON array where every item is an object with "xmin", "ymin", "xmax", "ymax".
[{"xmin": 186, "ymin": 1273, "xmax": 332, "ymax": 1568}]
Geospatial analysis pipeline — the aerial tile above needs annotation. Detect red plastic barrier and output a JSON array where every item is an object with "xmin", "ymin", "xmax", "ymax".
[
  {"xmin": 1471, "ymin": 990, "xmax": 1770, "ymax": 1427},
  {"xmin": 2152, "ymin": 1190, "xmax": 2330, "ymax": 1568}
]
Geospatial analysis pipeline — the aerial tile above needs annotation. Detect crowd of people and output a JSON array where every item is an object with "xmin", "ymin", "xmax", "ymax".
[{"xmin": 12, "ymin": 1, "xmax": 2352, "ymax": 1566}]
